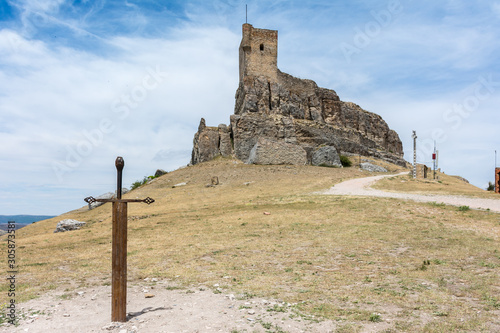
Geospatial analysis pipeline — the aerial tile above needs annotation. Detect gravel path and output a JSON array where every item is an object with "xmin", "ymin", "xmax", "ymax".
[
  {"xmin": 322, "ymin": 172, "xmax": 500, "ymax": 213},
  {"xmin": 1, "ymin": 283, "xmax": 341, "ymax": 333}
]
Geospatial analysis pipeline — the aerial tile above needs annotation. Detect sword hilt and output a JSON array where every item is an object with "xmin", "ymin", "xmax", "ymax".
[{"xmin": 116, "ymin": 157, "xmax": 124, "ymax": 200}]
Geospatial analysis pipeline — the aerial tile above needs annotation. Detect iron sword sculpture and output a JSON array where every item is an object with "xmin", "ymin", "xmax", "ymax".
[{"xmin": 84, "ymin": 157, "xmax": 154, "ymax": 322}]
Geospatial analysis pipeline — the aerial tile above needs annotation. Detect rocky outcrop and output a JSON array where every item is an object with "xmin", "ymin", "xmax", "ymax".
[
  {"xmin": 190, "ymin": 118, "xmax": 234, "ymax": 165},
  {"xmin": 88, "ymin": 192, "xmax": 114, "ymax": 210},
  {"xmin": 247, "ymin": 138, "xmax": 307, "ymax": 165},
  {"xmin": 360, "ymin": 162, "xmax": 388, "ymax": 173},
  {"xmin": 311, "ymin": 146, "xmax": 342, "ymax": 167},
  {"xmin": 218, "ymin": 124, "xmax": 233, "ymax": 157},
  {"xmin": 191, "ymin": 73, "xmax": 405, "ymax": 167},
  {"xmin": 190, "ymin": 24, "xmax": 406, "ymax": 167},
  {"xmin": 154, "ymin": 169, "xmax": 168, "ymax": 177},
  {"xmin": 229, "ymin": 72, "xmax": 405, "ymax": 166},
  {"xmin": 86, "ymin": 189, "xmax": 130, "ymax": 210},
  {"xmin": 54, "ymin": 219, "xmax": 86, "ymax": 233}
]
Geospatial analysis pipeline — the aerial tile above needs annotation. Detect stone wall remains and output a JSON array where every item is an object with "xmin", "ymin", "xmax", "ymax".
[{"xmin": 191, "ymin": 24, "xmax": 406, "ymax": 167}]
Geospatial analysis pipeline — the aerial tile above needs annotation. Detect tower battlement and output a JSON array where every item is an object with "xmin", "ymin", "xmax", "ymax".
[{"xmin": 239, "ymin": 24, "xmax": 278, "ymax": 82}]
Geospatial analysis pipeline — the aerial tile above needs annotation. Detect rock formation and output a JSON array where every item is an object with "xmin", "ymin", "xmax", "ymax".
[
  {"xmin": 54, "ymin": 219, "xmax": 86, "ymax": 233},
  {"xmin": 86, "ymin": 189, "xmax": 130, "ymax": 210},
  {"xmin": 360, "ymin": 162, "xmax": 388, "ymax": 173},
  {"xmin": 191, "ymin": 24, "xmax": 406, "ymax": 167},
  {"xmin": 247, "ymin": 137, "xmax": 308, "ymax": 165},
  {"xmin": 191, "ymin": 119, "xmax": 233, "ymax": 164}
]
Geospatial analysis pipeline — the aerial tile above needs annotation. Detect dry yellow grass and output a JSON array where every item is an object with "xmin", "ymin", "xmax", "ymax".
[{"xmin": 2, "ymin": 157, "xmax": 500, "ymax": 332}]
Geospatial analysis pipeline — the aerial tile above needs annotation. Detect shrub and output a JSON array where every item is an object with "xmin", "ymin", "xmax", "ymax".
[
  {"xmin": 369, "ymin": 313, "xmax": 382, "ymax": 322},
  {"xmin": 340, "ymin": 155, "xmax": 352, "ymax": 167},
  {"xmin": 487, "ymin": 182, "xmax": 495, "ymax": 191},
  {"xmin": 130, "ymin": 175, "xmax": 156, "ymax": 190},
  {"xmin": 458, "ymin": 205, "xmax": 470, "ymax": 212}
]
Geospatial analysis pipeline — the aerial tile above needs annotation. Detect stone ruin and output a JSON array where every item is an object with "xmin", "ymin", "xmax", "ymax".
[
  {"xmin": 191, "ymin": 24, "xmax": 406, "ymax": 167},
  {"xmin": 496, "ymin": 167, "xmax": 500, "ymax": 193}
]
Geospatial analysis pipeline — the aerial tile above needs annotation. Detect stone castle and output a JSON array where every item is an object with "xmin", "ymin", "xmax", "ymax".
[{"xmin": 191, "ymin": 24, "xmax": 406, "ymax": 167}]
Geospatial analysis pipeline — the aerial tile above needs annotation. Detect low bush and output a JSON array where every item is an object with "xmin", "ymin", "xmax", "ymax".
[
  {"xmin": 340, "ymin": 155, "xmax": 352, "ymax": 167},
  {"xmin": 131, "ymin": 175, "xmax": 156, "ymax": 190}
]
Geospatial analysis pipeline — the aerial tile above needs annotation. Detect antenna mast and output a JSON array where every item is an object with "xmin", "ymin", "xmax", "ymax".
[
  {"xmin": 246, "ymin": 4, "xmax": 248, "ymax": 23},
  {"xmin": 412, "ymin": 131, "xmax": 417, "ymax": 179}
]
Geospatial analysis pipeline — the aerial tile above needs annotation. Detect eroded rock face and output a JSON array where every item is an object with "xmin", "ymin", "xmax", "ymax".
[
  {"xmin": 218, "ymin": 124, "xmax": 233, "ymax": 157},
  {"xmin": 190, "ymin": 24, "xmax": 405, "ymax": 167},
  {"xmin": 247, "ymin": 137, "xmax": 307, "ymax": 165},
  {"xmin": 230, "ymin": 73, "xmax": 404, "ymax": 165},
  {"xmin": 191, "ymin": 73, "xmax": 405, "ymax": 167},
  {"xmin": 190, "ymin": 118, "xmax": 234, "ymax": 165},
  {"xmin": 311, "ymin": 146, "xmax": 342, "ymax": 167},
  {"xmin": 230, "ymin": 113, "xmax": 299, "ymax": 162}
]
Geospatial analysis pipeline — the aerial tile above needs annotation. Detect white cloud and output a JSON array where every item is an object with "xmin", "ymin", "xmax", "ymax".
[{"xmin": 0, "ymin": 24, "xmax": 240, "ymax": 214}]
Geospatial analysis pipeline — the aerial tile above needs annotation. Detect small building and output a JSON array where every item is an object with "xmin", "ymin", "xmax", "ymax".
[
  {"xmin": 416, "ymin": 164, "xmax": 429, "ymax": 179},
  {"xmin": 496, "ymin": 167, "xmax": 500, "ymax": 194}
]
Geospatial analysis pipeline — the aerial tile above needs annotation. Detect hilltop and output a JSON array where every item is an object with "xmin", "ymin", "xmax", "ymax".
[
  {"xmin": 2, "ymin": 158, "xmax": 500, "ymax": 332},
  {"xmin": 192, "ymin": 24, "xmax": 406, "ymax": 168}
]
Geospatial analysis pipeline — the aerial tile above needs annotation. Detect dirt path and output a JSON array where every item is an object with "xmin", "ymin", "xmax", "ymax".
[
  {"xmin": 322, "ymin": 172, "xmax": 500, "ymax": 213},
  {"xmin": 1, "ymin": 282, "xmax": 351, "ymax": 333}
]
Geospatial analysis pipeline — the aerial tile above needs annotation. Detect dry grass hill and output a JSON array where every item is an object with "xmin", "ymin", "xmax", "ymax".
[{"xmin": 2, "ymin": 157, "xmax": 500, "ymax": 332}]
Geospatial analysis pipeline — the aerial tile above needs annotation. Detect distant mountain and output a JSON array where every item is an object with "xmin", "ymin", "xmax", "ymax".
[{"xmin": 0, "ymin": 215, "xmax": 56, "ymax": 231}]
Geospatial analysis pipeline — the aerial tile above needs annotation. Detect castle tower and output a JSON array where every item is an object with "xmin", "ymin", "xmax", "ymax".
[{"xmin": 239, "ymin": 24, "xmax": 278, "ymax": 82}]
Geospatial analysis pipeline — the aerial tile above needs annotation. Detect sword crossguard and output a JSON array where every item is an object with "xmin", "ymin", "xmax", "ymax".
[
  {"xmin": 84, "ymin": 196, "xmax": 97, "ymax": 204},
  {"xmin": 143, "ymin": 197, "xmax": 155, "ymax": 205}
]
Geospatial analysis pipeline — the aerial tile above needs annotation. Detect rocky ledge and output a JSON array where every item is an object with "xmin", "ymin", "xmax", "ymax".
[{"xmin": 191, "ymin": 71, "xmax": 405, "ymax": 167}]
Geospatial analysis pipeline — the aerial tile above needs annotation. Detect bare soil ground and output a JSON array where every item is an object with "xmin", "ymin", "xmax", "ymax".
[{"xmin": 1, "ymin": 280, "xmax": 344, "ymax": 333}]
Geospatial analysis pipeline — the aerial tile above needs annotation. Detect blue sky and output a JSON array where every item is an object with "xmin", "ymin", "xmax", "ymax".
[{"xmin": 1, "ymin": 0, "xmax": 499, "ymax": 215}]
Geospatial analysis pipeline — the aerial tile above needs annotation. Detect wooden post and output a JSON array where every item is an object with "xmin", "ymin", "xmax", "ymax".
[
  {"xmin": 84, "ymin": 157, "xmax": 154, "ymax": 323},
  {"xmin": 112, "ymin": 201, "xmax": 128, "ymax": 322}
]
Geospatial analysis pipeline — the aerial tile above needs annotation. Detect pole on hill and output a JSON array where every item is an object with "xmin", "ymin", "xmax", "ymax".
[
  {"xmin": 496, "ymin": 150, "xmax": 500, "ymax": 194},
  {"xmin": 433, "ymin": 141, "xmax": 436, "ymax": 180},
  {"xmin": 84, "ymin": 157, "xmax": 154, "ymax": 322},
  {"xmin": 412, "ymin": 131, "xmax": 417, "ymax": 179}
]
